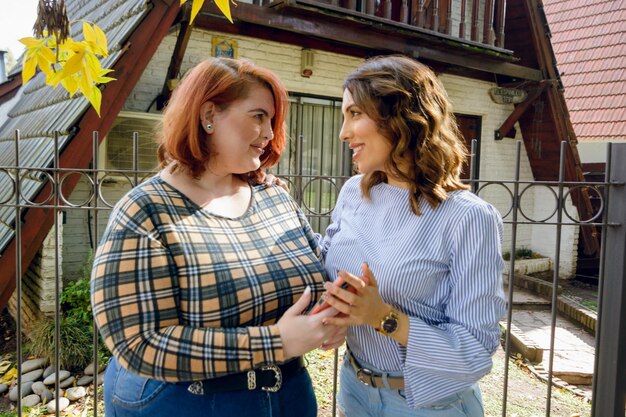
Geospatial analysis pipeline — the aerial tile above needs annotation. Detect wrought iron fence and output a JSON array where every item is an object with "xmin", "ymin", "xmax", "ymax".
[{"xmin": 0, "ymin": 131, "xmax": 624, "ymax": 417}]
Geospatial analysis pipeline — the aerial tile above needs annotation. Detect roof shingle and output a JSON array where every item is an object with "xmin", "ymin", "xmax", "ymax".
[{"xmin": 544, "ymin": 0, "xmax": 626, "ymax": 141}]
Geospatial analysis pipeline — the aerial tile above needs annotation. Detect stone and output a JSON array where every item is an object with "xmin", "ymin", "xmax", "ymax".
[
  {"xmin": 21, "ymin": 358, "xmax": 47, "ymax": 374},
  {"xmin": 95, "ymin": 372, "xmax": 105, "ymax": 386},
  {"xmin": 43, "ymin": 370, "xmax": 71, "ymax": 385},
  {"xmin": 0, "ymin": 383, "xmax": 7, "ymax": 394},
  {"xmin": 40, "ymin": 388, "xmax": 53, "ymax": 403},
  {"xmin": 84, "ymin": 362, "xmax": 106, "ymax": 376},
  {"xmin": 46, "ymin": 397, "xmax": 70, "ymax": 413},
  {"xmin": 76, "ymin": 375, "xmax": 93, "ymax": 386},
  {"xmin": 31, "ymin": 381, "xmax": 46, "ymax": 395},
  {"xmin": 42, "ymin": 365, "xmax": 55, "ymax": 378},
  {"xmin": 52, "ymin": 388, "xmax": 64, "ymax": 398},
  {"xmin": 22, "ymin": 369, "xmax": 44, "ymax": 383},
  {"xmin": 59, "ymin": 376, "xmax": 75, "ymax": 388},
  {"xmin": 9, "ymin": 381, "xmax": 33, "ymax": 401},
  {"xmin": 22, "ymin": 394, "xmax": 41, "ymax": 408},
  {"xmin": 66, "ymin": 386, "xmax": 87, "ymax": 401}
]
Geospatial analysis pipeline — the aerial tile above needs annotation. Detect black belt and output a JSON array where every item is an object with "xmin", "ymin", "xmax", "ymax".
[
  {"xmin": 182, "ymin": 357, "xmax": 305, "ymax": 394},
  {"xmin": 347, "ymin": 348, "xmax": 404, "ymax": 389}
]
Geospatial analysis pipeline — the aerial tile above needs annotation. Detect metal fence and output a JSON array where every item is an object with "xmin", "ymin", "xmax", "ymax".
[{"xmin": 1, "ymin": 131, "xmax": 624, "ymax": 417}]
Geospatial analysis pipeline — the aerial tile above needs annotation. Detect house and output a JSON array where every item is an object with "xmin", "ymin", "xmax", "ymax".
[
  {"xmin": 0, "ymin": 0, "xmax": 597, "ymax": 327},
  {"xmin": 543, "ymin": 0, "xmax": 626, "ymax": 165}
]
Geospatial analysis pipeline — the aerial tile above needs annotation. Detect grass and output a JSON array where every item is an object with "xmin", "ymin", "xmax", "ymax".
[
  {"xmin": 306, "ymin": 344, "xmax": 591, "ymax": 417},
  {"xmin": 581, "ymin": 298, "xmax": 598, "ymax": 312}
]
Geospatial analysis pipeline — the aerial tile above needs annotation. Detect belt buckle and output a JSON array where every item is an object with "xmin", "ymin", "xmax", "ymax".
[
  {"xmin": 356, "ymin": 367, "xmax": 377, "ymax": 388},
  {"xmin": 260, "ymin": 364, "xmax": 282, "ymax": 392}
]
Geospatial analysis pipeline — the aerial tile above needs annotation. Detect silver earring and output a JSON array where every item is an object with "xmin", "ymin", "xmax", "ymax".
[{"xmin": 206, "ymin": 123, "xmax": 213, "ymax": 130}]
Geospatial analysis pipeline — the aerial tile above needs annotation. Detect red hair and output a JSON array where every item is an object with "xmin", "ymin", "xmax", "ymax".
[{"xmin": 157, "ymin": 58, "xmax": 288, "ymax": 181}]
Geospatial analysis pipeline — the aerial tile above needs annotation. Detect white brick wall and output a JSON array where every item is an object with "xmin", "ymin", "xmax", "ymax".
[{"xmin": 8, "ymin": 215, "xmax": 63, "ymax": 333}]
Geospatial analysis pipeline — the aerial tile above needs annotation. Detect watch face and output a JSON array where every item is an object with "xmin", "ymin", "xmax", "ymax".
[{"xmin": 382, "ymin": 317, "xmax": 398, "ymax": 334}]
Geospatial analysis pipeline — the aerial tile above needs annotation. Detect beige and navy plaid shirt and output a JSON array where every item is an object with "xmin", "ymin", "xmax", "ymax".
[{"xmin": 91, "ymin": 176, "xmax": 326, "ymax": 382}]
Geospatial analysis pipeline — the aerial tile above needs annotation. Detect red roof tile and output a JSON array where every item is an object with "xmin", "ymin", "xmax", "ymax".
[{"xmin": 544, "ymin": 0, "xmax": 626, "ymax": 141}]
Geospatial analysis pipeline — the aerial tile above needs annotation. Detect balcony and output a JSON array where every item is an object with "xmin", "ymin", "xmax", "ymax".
[{"xmin": 245, "ymin": 0, "xmax": 509, "ymax": 52}]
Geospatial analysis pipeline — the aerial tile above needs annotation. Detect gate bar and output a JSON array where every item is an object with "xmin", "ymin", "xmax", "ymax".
[{"xmin": 592, "ymin": 143, "xmax": 626, "ymax": 417}]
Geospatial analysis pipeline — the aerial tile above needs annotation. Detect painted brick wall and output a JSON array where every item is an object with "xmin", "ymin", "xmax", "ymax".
[{"xmin": 8, "ymin": 219, "xmax": 62, "ymax": 333}]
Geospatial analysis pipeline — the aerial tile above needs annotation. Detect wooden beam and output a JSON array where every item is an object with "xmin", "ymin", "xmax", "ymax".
[
  {"xmin": 157, "ymin": 7, "xmax": 194, "ymax": 110},
  {"xmin": 521, "ymin": 0, "xmax": 599, "ymax": 256},
  {"xmin": 0, "ymin": 74, "xmax": 22, "ymax": 102},
  {"xmin": 495, "ymin": 80, "xmax": 549, "ymax": 140},
  {"xmin": 0, "ymin": 0, "xmax": 181, "ymax": 310}
]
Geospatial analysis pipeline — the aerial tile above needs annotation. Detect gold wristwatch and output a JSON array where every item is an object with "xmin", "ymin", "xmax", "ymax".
[{"xmin": 378, "ymin": 308, "xmax": 399, "ymax": 336}]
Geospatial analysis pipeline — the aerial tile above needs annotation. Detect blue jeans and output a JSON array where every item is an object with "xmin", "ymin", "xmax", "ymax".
[
  {"xmin": 104, "ymin": 356, "xmax": 317, "ymax": 417},
  {"xmin": 337, "ymin": 357, "xmax": 484, "ymax": 417}
]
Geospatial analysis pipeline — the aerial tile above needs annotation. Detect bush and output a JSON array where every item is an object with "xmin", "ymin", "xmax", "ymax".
[
  {"xmin": 27, "ymin": 317, "xmax": 92, "ymax": 371},
  {"xmin": 27, "ymin": 251, "xmax": 111, "ymax": 370}
]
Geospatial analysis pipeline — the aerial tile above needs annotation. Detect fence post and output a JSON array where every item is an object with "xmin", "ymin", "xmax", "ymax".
[{"xmin": 592, "ymin": 143, "xmax": 626, "ymax": 417}]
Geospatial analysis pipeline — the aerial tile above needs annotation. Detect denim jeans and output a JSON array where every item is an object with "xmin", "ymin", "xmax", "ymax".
[
  {"xmin": 104, "ymin": 356, "xmax": 317, "ymax": 417},
  {"xmin": 337, "ymin": 357, "xmax": 484, "ymax": 417}
]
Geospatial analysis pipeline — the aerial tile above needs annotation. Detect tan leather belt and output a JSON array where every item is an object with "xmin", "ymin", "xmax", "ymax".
[{"xmin": 347, "ymin": 349, "xmax": 404, "ymax": 390}]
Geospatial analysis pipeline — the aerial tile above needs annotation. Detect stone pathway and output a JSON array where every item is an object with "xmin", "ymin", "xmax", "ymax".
[{"xmin": 501, "ymin": 283, "xmax": 595, "ymax": 399}]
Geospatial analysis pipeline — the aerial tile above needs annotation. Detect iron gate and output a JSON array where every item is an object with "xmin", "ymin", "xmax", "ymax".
[{"xmin": 0, "ymin": 130, "xmax": 624, "ymax": 417}]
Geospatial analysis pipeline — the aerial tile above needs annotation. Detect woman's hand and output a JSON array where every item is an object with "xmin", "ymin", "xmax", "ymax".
[
  {"xmin": 257, "ymin": 172, "xmax": 289, "ymax": 192},
  {"xmin": 277, "ymin": 287, "xmax": 344, "ymax": 359},
  {"xmin": 320, "ymin": 263, "xmax": 390, "ymax": 329}
]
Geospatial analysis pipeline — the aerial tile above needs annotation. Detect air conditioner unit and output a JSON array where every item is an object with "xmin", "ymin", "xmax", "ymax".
[{"xmin": 103, "ymin": 111, "xmax": 162, "ymax": 172}]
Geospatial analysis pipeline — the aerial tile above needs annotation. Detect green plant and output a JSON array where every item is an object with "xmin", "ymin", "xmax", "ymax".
[
  {"xmin": 502, "ymin": 247, "xmax": 543, "ymax": 261},
  {"xmin": 582, "ymin": 298, "xmax": 598, "ymax": 312},
  {"xmin": 61, "ymin": 251, "xmax": 94, "ymax": 328},
  {"xmin": 26, "ymin": 316, "xmax": 92, "ymax": 371},
  {"xmin": 25, "ymin": 251, "xmax": 111, "ymax": 370}
]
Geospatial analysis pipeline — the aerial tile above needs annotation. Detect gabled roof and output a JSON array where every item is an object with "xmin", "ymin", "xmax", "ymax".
[
  {"xmin": 544, "ymin": 0, "xmax": 626, "ymax": 141},
  {"xmin": 0, "ymin": 0, "xmax": 179, "ymax": 308},
  {"xmin": 0, "ymin": 0, "xmax": 151, "ymax": 253}
]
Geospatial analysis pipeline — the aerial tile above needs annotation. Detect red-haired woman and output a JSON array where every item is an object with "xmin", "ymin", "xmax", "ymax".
[{"xmin": 91, "ymin": 58, "xmax": 342, "ymax": 417}]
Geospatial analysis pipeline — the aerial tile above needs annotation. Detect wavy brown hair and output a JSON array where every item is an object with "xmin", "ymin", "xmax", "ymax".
[
  {"xmin": 157, "ymin": 58, "xmax": 288, "ymax": 182},
  {"xmin": 344, "ymin": 55, "xmax": 469, "ymax": 215}
]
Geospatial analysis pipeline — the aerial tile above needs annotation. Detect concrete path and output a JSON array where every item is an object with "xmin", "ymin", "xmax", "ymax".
[{"xmin": 501, "ymin": 284, "xmax": 595, "ymax": 398}]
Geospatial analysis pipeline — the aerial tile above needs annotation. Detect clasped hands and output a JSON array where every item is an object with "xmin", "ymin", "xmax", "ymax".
[{"xmin": 318, "ymin": 263, "xmax": 391, "ymax": 330}]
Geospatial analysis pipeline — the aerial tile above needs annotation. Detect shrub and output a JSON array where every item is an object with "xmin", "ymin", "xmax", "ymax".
[
  {"xmin": 27, "ymin": 317, "xmax": 92, "ymax": 371},
  {"xmin": 27, "ymin": 251, "xmax": 111, "ymax": 370}
]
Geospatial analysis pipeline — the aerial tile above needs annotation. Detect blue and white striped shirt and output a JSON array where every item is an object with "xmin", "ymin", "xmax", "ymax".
[{"xmin": 320, "ymin": 175, "xmax": 506, "ymax": 408}]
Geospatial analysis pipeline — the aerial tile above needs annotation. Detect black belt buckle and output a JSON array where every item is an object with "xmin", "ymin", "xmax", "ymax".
[
  {"xmin": 247, "ymin": 364, "xmax": 282, "ymax": 392},
  {"xmin": 356, "ymin": 367, "xmax": 377, "ymax": 388}
]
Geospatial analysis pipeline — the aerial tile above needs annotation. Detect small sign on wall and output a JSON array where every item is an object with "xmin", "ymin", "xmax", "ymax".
[
  {"xmin": 212, "ymin": 37, "xmax": 238, "ymax": 59},
  {"xmin": 488, "ymin": 87, "xmax": 527, "ymax": 104}
]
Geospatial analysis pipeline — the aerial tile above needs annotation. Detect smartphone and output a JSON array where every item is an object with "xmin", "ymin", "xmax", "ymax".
[{"xmin": 310, "ymin": 274, "xmax": 367, "ymax": 315}]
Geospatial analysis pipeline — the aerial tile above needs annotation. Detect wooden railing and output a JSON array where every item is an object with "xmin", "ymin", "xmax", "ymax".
[{"xmin": 292, "ymin": 0, "xmax": 508, "ymax": 48}]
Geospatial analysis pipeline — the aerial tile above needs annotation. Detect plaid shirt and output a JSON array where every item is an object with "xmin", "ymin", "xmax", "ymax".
[{"xmin": 91, "ymin": 176, "xmax": 326, "ymax": 382}]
